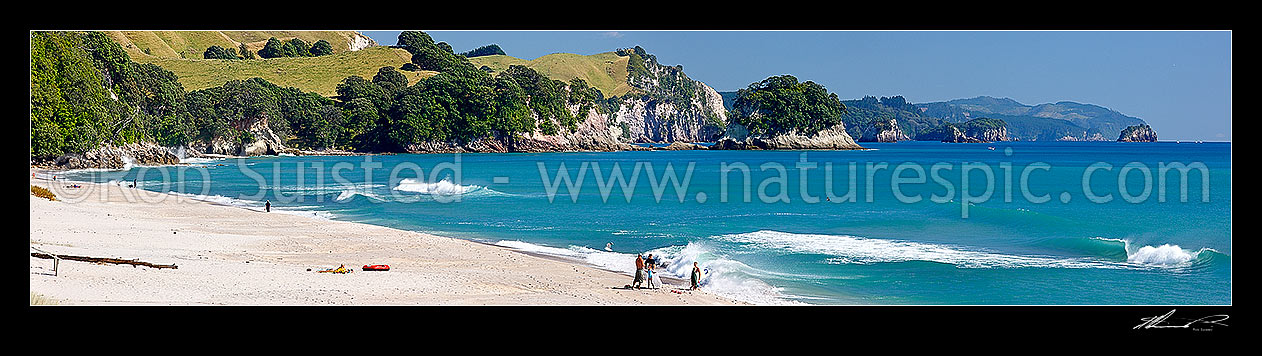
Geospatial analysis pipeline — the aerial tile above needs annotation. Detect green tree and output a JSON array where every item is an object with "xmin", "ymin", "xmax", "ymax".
[
  {"xmin": 460, "ymin": 44, "xmax": 507, "ymax": 58},
  {"xmin": 309, "ymin": 39, "xmax": 333, "ymax": 56},
  {"xmin": 203, "ymin": 45, "xmax": 235, "ymax": 59},
  {"xmin": 258, "ymin": 37, "xmax": 284, "ymax": 58},
  {"xmin": 372, "ymin": 66, "xmax": 408, "ymax": 90},
  {"xmin": 336, "ymin": 75, "xmax": 393, "ymax": 112},
  {"xmin": 340, "ymin": 98, "xmax": 381, "ymax": 149},
  {"xmin": 287, "ymin": 38, "xmax": 311, "ymax": 57},
  {"xmin": 730, "ymin": 75, "xmax": 847, "ymax": 136},
  {"xmin": 411, "ymin": 47, "xmax": 461, "ymax": 72},
  {"xmin": 396, "ymin": 31, "xmax": 435, "ymax": 54}
]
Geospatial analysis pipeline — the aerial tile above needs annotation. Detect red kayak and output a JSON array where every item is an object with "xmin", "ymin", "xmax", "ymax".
[{"xmin": 362, "ymin": 264, "xmax": 390, "ymax": 271}]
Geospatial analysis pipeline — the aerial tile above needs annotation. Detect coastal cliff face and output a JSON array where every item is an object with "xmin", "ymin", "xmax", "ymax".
[
  {"xmin": 852, "ymin": 118, "xmax": 910, "ymax": 142},
  {"xmin": 916, "ymin": 118, "xmax": 1009, "ymax": 143},
  {"xmin": 710, "ymin": 122, "xmax": 863, "ymax": 150},
  {"xmin": 1055, "ymin": 132, "xmax": 1107, "ymax": 142},
  {"xmin": 36, "ymin": 104, "xmax": 294, "ymax": 170},
  {"xmin": 403, "ymin": 46, "xmax": 728, "ymax": 153},
  {"xmin": 940, "ymin": 125, "xmax": 1007, "ymax": 143},
  {"xmin": 610, "ymin": 87, "xmax": 726, "ymax": 143},
  {"xmin": 186, "ymin": 114, "xmax": 294, "ymax": 157},
  {"xmin": 939, "ymin": 126, "xmax": 982, "ymax": 143},
  {"xmin": 404, "ymin": 104, "xmax": 637, "ymax": 153},
  {"xmin": 1117, "ymin": 124, "xmax": 1158, "ymax": 142},
  {"xmin": 963, "ymin": 125, "xmax": 1008, "ymax": 143},
  {"xmin": 606, "ymin": 47, "xmax": 727, "ymax": 144},
  {"xmin": 348, "ymin": 32, "xmax": 376, "ymax": 51}
]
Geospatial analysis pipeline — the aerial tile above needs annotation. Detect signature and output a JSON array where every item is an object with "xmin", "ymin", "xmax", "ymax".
[{"xmin": 1134, "ymin": 309, "xmax": 1229, "ymax": 330}]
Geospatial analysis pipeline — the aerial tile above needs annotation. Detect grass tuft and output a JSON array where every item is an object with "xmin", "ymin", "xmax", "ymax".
[
  {"xmin": 30, "ymin": 292, "xmax": 59, "ymax": 306},
  {"xmin": 31, "ymin": 185, "xmax": 57, "ymax": 201}
]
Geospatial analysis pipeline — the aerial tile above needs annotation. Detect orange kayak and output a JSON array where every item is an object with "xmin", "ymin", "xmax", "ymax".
[{"xmin": 362, "ymin": 264, "xmax": 390, "ymax": 271}]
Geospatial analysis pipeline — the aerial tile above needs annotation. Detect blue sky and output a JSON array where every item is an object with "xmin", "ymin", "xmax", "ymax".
[{"xmin": 362, "ymin": 31, "xmax": 1231, "ymax": 141}]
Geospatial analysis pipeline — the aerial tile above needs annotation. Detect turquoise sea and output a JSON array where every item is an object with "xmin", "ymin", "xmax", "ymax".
[{"xmin": 58, "ymin": 141, "xmax": 1231, "ymax": 305}]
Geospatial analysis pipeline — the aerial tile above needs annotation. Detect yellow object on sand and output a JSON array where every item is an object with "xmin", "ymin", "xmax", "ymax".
[{"xmin": 318, "ymin": 266, "xmax": 351, "ymax": 274}]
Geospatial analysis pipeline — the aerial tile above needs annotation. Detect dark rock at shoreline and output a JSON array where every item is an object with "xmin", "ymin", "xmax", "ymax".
[
  {"xmin": 653, "ymin": 142, "xmax": 707, "ymax": 150},
  {"xmin": 710, "ymin": 123, "xmax": 864, "ymax": 150},
  {"xmin": 33, "ymin": 143, "xmax": 181, "ymax": 170}
]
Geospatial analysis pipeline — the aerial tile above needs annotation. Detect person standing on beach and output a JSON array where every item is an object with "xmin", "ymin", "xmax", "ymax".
[
  {"xmin": 633, "ymin": 254, "xmax": 645, "ymax": 289},
  {"xmin": 691, "ymin": 262, "xmax": 701, "ymax": 290},
  {"xmin": 645, "ymin": 265, "xmax": 656, "ymax": 289},
  {"xmin": 265, "ymin": 200, "xmax": 271, "ymax": 213}
]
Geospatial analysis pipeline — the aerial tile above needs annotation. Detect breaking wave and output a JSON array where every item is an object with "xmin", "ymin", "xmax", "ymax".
[
  {"xmin": 1086, "ymin": 237, "xmax": 1228, "ymax": 268},
  {"xmin": 492, "ymin": 239, "xmax": 805, "ymax": 305},
  {"xmin": 392, "ymin": 178, "xmax": 510, "ymax": 198},
  {"xmin": 713, "ymin": 230, "xmax": 1123, "ymax": 269}
]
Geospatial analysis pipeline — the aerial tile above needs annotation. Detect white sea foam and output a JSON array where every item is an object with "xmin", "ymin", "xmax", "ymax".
[
  {"xmin": 335, "ymin": 189, "xmax": 360, "ymax": 202},
  {"xmin": 167, "ymin": 191, "xmax": 336, "ymax": 219},
  {"xmin": 334, "ymin": 186, "xmax": 385, "ymax": 202},
  {"xmin": 274, "ymin": 208, "xmax": 336, "ymax": 220},
  {"xmin": 494, "ymin": 240, "xmax": 634, "ymax": 274},
  {"xmin": 714, "ymin": 230, "xmax": 1121, "ymax": 269},
  {"xmin": 1092, "ymin": 237, "xmax": 1221, "ymax": 267},
  {"xmin": 168, "ymin": 191, "xmax": 262, "ymax": 210},
  {"xmin": 1090, "ymin": 237, "xmax": 1130, "ymax": 245},
  {"xmin": 120, "ymin": 153, "xmax": 137, "ymax": 170},
  {"xmin": 1127, "ymin": 244, "xmax": 1194, "ymax": 265},
  {"xmin": 180, "ymin": 157, "xmax": 226, "ymax": 164},
  {"xmin": 652, "ymin": 242, "xmax": 804, "ymax": 305},
  {"xmin": 493, "ymin": 239, "xmax": 803, "ymax": 305},
  {"xmin": 263, "ymin": 183, "xmax": 386, "ymax": 202},
  {"xmin": 392, "ymin": 178, "xmax": 508, "ymax": 197}
]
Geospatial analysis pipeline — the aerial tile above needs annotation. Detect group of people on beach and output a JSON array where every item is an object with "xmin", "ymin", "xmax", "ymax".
[{"xmin": 632, "ymin": 254, "xmax": 703, "ymax": 291}]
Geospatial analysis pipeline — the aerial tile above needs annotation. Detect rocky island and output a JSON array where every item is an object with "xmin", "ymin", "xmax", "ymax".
[
  {"xmin": 911, "ymin": 118, "xmax": 1009, "ymax": 143},
  {"xmin": 1117, "ymin": 124, "xmax": 1158, "ymax": 142},
  {"xmin": 711, "ymin": 75, "xmax": 863, "ymax": 150}
]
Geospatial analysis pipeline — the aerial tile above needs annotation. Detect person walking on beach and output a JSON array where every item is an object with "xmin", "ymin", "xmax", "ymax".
[
  {"xmin": 633, "ymin": 254, "xmax": 645, "ymax": 289},
  {"xmin": 265, "ymin": 200, "xmax": 271, "ymax": 213},
  {"xmin": 691, "ymin": 262, "xmax": 702, "ymax": 290}
]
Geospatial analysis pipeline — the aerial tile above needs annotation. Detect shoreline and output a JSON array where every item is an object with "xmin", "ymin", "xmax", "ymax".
[{"xmin": 29, "ymin": 174, "xmax": 743, "ymax": 306}]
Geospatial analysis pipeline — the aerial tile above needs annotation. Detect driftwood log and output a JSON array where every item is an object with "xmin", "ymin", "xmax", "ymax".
[{"xmin": 31, "ymin": 253, "xmax": 178, "ymax": 269}]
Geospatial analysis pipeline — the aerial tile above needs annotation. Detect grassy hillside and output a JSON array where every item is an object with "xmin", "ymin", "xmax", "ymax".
[
  {"xmin": 469, "ymin": 52, "xmax": 635, "ymax": 97},
  {"xmin": 132, "ymin": 46, "xmax": 437, "ymax": 97},
  {"xmin": 105, "ymin": 31, "xmax": 370, "ymax": 59}
]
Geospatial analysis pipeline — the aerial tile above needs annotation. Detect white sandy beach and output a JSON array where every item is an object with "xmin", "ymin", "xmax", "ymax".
[{"xmin": 28, "ymin": 174, "xmax": 741, "ymax": 306}]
